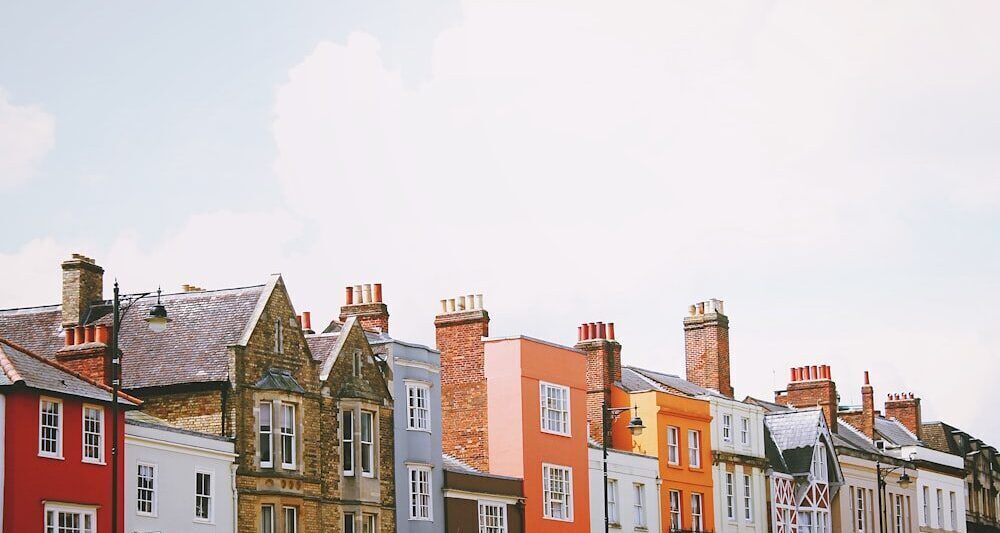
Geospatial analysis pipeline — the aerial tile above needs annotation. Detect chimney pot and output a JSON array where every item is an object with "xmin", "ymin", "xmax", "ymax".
[
  {"xmin": 588, "ymin": 322, "xmax": 598, "ymax": 339},
  {"xmin": 354, "ymin": 285, "xmax": 362, "ymax": 304},
  {"xmin": 467, "ymin": 294, "xmax": 475, "ymax": 310},
  {"xmin": 457, "ymin": 296, "xmax": 467, "ymax": 311},
  {"xmin": 74, "ymin": 325, "xmax": 85, "ymax": 346},
  {"xmin": 95, "ymin": 324, "xmax": 109, "ymax": 344},
  {"xmin": 296, "ymin": 315, "xmax": 302, "ymax": 326},
  {"xmin": 374, "ymin": 283, "xmax": 383, "ymax": 303},
  {"xmin": 363, "ymin": 284, "xmax": 372, "ymax": 304},
  {"xmin": 865, "ymin": 370, "xmax": 870, "ymax": 385},
  {"xmin": 597, "ymin": 322, "xmax": 606, "ymax": 339},
  {"xmin": 84, "ymin": 325, "xmax": 95, "ymax": 344},
  {"xmin": 578, "ymin": 325, "xmax": 584, "ymax": 342},
  {"xmin": 303, "ymin": 311, "xmax": 312, "ymax": 330},
  {"xmin": 448, "ymin": 299, "xmax": 456, "ymax": 313},
  {"xmin": 582, "ymin": 323, "xmax": 590, "ymax": 340},
  {"xmin": 811, "ymin": 365, "xmax": 819, "ymax": 380},
  {"xmin": 696, "ymin": 302, "xmax": 705, "ymax": 315},
  {"xmin": 607, "ymin": 322, "xmax": 615, "ymax": 340},
  {"xmin": 439, "ymin": 299, "xmax": 447, "ymax": 314},
  {"xmin": 791, "ymin": 367, "xmax": 798, "ymax": 381},
  {"xmin": 476, "ymin": 294, "xmax": 484, "ymax": 309},
  {"xmin": 65, "ymin": 328, "xmax": 75, "ymax": 346},
  {"xmin": 345, "ymin": 286, "xmax": 354, "ymax": 305},
  {"xmin": 688, "ymin": 304, "xmax": 697, "ymax": 317}
]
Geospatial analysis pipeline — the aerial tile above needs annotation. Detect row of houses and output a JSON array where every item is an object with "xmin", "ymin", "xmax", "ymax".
[{"xmin": 0, "ymin": 253, "xmax": 997, "ymax": 533}]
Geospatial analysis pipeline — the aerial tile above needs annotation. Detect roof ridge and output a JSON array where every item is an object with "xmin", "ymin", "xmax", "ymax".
[
  {"xmin": 0, "ymin": 344, "xmax": 24, "ymax": 383},
  {"xmin": 839, "ymin": 418, "xmax": 874, "ymax": 443},
  {"xmin": 0, "ymin": 303, "xmax": 61, "ymax": 313},
  {"xmin": 884, "ymin": 416, "xmax": 921, "ymax": 442},
  {"xmin": 158, "ymin": 283, "xmax": 266, "ymax": 298},
  {"xmin": 0, "ymin": 336, "xmax": 141, "ymax": 405}
]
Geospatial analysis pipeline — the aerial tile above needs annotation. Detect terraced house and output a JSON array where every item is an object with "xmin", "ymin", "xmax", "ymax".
[{"xmin": 0, "ymin": 254, "xmax": 396, "ymax": 533}]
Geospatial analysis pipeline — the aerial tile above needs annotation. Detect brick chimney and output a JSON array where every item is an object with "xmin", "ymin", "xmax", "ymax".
[
  {"xmin": 55, "ymin": 323, "xmax": 111, "ymax": 385},
  {"xmin": 885, "ymin": 392, "xmax": 922, "ymax": 440},
  {"xmin": 436, "ymin": 294, "xmax": 490, "ymax": 471},
  {"xmin": 61, "ymin": 254, "xmax": 104, "ymax": 327},
  {"xmin": 775, "ymin": 364, "xmax": 838, "ymax": 433},
  {"xmin": 840, "ymin": 371, "xmax": 876, "ymax": 439},
  {"xmin": 684, "ymin": 299, "xmax": 733, "ymax": 398},
  {"xmin": 576, "ymin": 321, "xmax": 622, "ymax": 443},
  {"xmin": 339, "ymin": 283, "xmax": 389, "ymax": 333}
]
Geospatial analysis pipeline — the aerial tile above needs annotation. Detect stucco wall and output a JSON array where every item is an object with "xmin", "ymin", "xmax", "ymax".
[
  {"xmin": 125, "ymin": 421, "xmax": 237, "ymax": 533},
  {"xmin": 708, "ymin": 397, "xmax": 769, "ymax": 533},
  {"xmin": 588, "ymin": 446, "xmax": 662, "ymax": 533},
  {"xmin": 835, "ymin": 454, "xmax": 920, "ymax": 533}
]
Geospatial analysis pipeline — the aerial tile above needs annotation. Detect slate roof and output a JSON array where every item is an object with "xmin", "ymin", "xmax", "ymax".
[
  {"xmin": 746, "ymin": 396, "xmax": 794, "ymax": 413},
  {"xmin": 0, "ymin": 284, "xmax": 267, "ymax": 390},
  {"xmin": 126, "ymin": 410, "xmax": 232, "ymax": 442},
  {"xmin": 442, "ymin": 453, "xmax": 479, "ymax": 473},
  {"xmin": 835, "ymin": 420, "xmax": 882, "ymax": 454},
  {"xmin": 620, "ymin": 367, "xmax": 663, "ymax": 393},
  {"xmin": 0, "ymin": 337, "xmax": 138, "ymax": 405},
  {"xmin": 922, "ymin": 422, "xmax": 960, "ymax": 455},
  {"xmin": 762, "ymin": 409, "xmax": 829, "ymax": 475},
  {"xmin": 875, "ymin": 416, "xmax": 921, "ymax": 447},
  {"xmin": 626, "ymin": 366, "xmax": 727, "ymax": 398},
  {"xmin": 255, "ymin": 368, "xmax": 305, "ymax": 394}
]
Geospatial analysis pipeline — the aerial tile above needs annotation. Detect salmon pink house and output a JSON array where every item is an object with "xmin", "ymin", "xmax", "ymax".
[{"xmin": 0, "ymin": 336, "xmax": 138, "ymax": 533}]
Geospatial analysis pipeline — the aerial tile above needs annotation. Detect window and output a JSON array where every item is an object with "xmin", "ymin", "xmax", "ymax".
[
  {"xmin": 343, "ymin": 513, "xmax": 355, "ymax": 533},
  {"xmin": 856, "ymin": 486, "xmax": 867, "ymax": 532},
  {"xmin": 669, "ymin": 490, "xmax": 682, "ymax": 530},
  {"xmin": 936, "ymin": 489, "xmax": 944, "ymax": 528},
  {"xmin": 261, "ymin": 505, "xmax": 274, "ymax": 533},
  {"xmin": 361, "ymin": 411, "xmax": 375, "ymax": 476},
  {"xmin": 799, "ymin": 511, "xmax": 813, "ymax": 533},
  {"xmin": 922, "ymin": 487, "xmax": 930, "ymax": 525},
  {"xmin": 39, "ymin": 397, "xmax": 62, "ymax": 457},
  {"xmin": 894, "ymin": 495, "xmax": 904, "ymax": 533},
  {"xmin": 274, "ymin": 320, "xmax": 284, "ymax": 353},
  {"xmin": 406, "ymin": 383, "xmax": 431, "ymax": 431},
  {"xmin": 812, "ymin": 446, "xmax": 827, "ymax": 481},
  {"xmin": 540, "ymin": 382, "xmax": 570, "ymax": 435},
  {"xmin": 195, "ymin": 471, "xmax": 213, "ymax": 522},
  {"xmin": 280, "ymin": 403, "xmax": 296, "ymax": 469},
  {"xmin": 689, "ymin": 430, "xmax": 701, "ymax": 468},
  {"xmin": 817, "ymin": 512, "xmax": 828, "ymax": 533},
  {"xmin": 743, "ymin": 474, "xmax": 753, "ymax": 521},
  {"xmin": 722, "ymin": 414, "xmax": 733, "ymax": 442},
  {"xmin": 137, "ymin": 463, "xmax": 157, "ymax": 516},
  {"xmin": 726, "ymin": 472, "xmax": 736, "ymax": 519},
  {"xmin": 608, "ymin": 478, "xmax": 620, "ymax": 524},
  {"xmin": 363, "ymin": 513, "xmax": 377, "ymax": 533},
  {"xmin": 479, "ymin": 501, "xmax": 507, "ymax": 533},
  {"xmin": 741, "ymin": 416, "xmax": 751, "ymax": 445},
  {"xmin": 692, "ymin": 493, "xmax": 704, "ymax": 531},
  {"xmin": 44, "ymin": 504, "xmax": 96, "ymax": 533},
  {"xmin": 259, "ymin": 401, "xmax": 273, "ymax": 467},
  {"xmin": 542, "ymin": 464, "xmax": 573, "ymax": 520},
  {"xmin": 353, "ymin": 350, "xmax": 361, "ymax": 376},
  {"xmin": 343, "ymin": 410, "xmax": 355, "ymax": 476},
  {"xmin": 633, "ymin": 483, "xmax": 647, "ymax": 528},
  {"xmin": 950, "ymin": 492, "xmax": 958, "ymax": 530},
  {"xmin": 283, "ymin": 507, "xmax": 297, "ymax": 533},
  {"xmin": 409, "ymin": 466, "xmax": 432, "ymax": 520},
  {"xmin": 667, "ymin": 427, "xmax": 680, "ymax": 464},
  {"xmin": 82, "ymin": 405, "xmax": 103, "ymax": 463}
]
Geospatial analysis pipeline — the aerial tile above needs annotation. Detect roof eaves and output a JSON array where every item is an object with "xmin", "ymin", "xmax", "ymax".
[
  {"xmin": 320, "ymin": 316, "xmax": 358, "ymax": 381},
  {"xmin": 236, "ymin": 274, "xmax": 281, "ymax": 347}
]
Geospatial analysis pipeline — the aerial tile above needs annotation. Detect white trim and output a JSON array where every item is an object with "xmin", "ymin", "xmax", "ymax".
[
  {"xmin": 360, "ymin": 410, "xmax": 375, "ymax": 478},
  {"xmin": 38, "ymin": 396, "xmax": 63, "ymax": 459},
  {"xmin": 259, "ymin": 400, "xmax": 274, "ymax": 468},
  {"xmin": 539, "ymin": 381, "xmax": 571, "ymax": 437},
  {"xmin": 44, "ymin": 502, "xmax": 97, "ymax": 533},
  {"xmin": 81, "ymin": 403, "xmax": 105, "ymax": 464},
  {"xmin": 541, "ymin": 462, "xmax": 574, "ymax": 522},
  {"xmin": 280, "ymin": 402, "xmax": 296, "ymax": 470},
  {"xmin": 395, "ymin": 359, "xmax": 440, "ymax": 373},
  {"xmin": 194, "ymin": 468, "xmax": 215, "ymax": 524},
  {"xmin": 405, "ymin": 382, "xmax": 432, "ymax": 432},
  {"xmin": 442, "ymin": 489, "xmax": 519, "ymax": 505},
  {"xmin": 136, "ymin": 461, "xmax": 158, "ymax": 517},
  {"xmin": 124, "ymin": 434, "xmax": 238, "ymax": 460},
  {"xmin": 478, "ymin": 499, "xmax": 509, "ymax": 533},
  {"xmin": 342, "ymin": 410, "xmax": 355, "ymax": 477},
  {"xmin": 408, "ymin": 464, "xmax": 433, "ymax": 521}
]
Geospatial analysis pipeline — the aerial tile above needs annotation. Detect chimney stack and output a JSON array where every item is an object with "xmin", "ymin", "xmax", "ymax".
[
  {"xmin": 840, "ymin": 371, "xmax": 876, "ymax": 439},
  {"xmin": 577, "ymin": 320, "xmax": 622, "ymax": 443},
  {"xmin": 885, "ymin": 392, "xmax": 922, "ymax": 440},
  {"xmin": 776, "ymin": 364, "xmax": 839, "ymax": 433},
  {"xmin": 684, "ymin": 299, "xmax": 734, "ymax": 398},
  {"xmin": 339, "ymin": 283, "xmax": 389, "ymax": 333},
  {"xmin": 436, "ymin": 292, "xmax": 490, "ymax": 471},
  {"xmin": 61, "ymin": 254, "xmax": 104, "ymax": 327}
]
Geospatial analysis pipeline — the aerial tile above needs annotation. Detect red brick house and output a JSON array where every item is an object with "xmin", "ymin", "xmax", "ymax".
[{"xmin": 0, "ymin": 336, "xmax": 139, "ymax": 533}]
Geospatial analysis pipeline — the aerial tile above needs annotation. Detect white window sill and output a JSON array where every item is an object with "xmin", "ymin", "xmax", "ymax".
[
  {"xmin": 409, "ymin": 516, "xmax": 433, "ymax": 522},
  {"xmin": 540, "ymin": 428, "xmax": 571, "ymax": 438},
  {"xmin": 39, "ymin": 453, "xmax": 64, "ymax": 460},
  {"xmin": 137, "ymin": 512, "xmax": 157, "ymax": 518},
  {"xmin": 406, "ymin": 427, "xmax": 432, "ymax": 433},
  {"xmin": 361, "ymin": 472, "xmax": 376, "ymax": 478},
  {"xmin": 82, "ymin": 458, "xmax": 106, "ymax": 465},
  {"xmin": 193, "ymin": 518, "xmax": 214, "ymax": 525},
  {"xmin": 543, "ymin": 515, "xmax": 574, "ymax": 522}
]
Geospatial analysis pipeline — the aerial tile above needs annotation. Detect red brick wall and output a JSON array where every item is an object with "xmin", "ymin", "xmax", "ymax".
[
  {"xmin": 776, "ymin": 378, "xmax": 838, "ymax": 431},
  {"xmin": 54, "ymin": 347, "xmax": 107, "ymax": 385},
  {"xmin": 436, "ymin": 310, "xmax": 490, "ymax": 471},
  {"xmin": 885, "ymin": 395, "xmax": 922, "ymax": 440},
  {"xmin": 578, "ymin": 338, "xmax": 621, "ymax": 443},
  {"xmin": 339, "ymin": 303, "xmax": 389, "ymax": 334},
  {"xmin": 684, "ymin": 313, "xmax": 733, "ymax": 398}
]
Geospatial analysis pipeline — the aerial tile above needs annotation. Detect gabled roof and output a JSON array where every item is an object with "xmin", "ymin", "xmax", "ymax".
[
  {"xmin": 763, "ymin": 408, "xmax": 841, "ymax": 481},
  {"xmin": 745, "ymin": 396, "xmax": 793, "ymax": 413},
  {"xmin": 0, "ymin": 337, "xmax": 138, "ymax": 405},
  {"xmin": 0, "ymin": 282, "xmax": 271, "ymax": 390},
  {"xmin": 625, "ymin": 366, "xmax": 727, "ymax": 398}
]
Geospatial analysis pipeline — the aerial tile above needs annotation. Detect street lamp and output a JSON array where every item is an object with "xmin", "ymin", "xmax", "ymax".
[
  {"xmin": 875, "ymin": 453, "xmax": 915, "ymax": 533},
  {"xmin": 110, "ymin": 283, "xmax": 169, "ymax": 533},
  {"xmin": 603, "ymin": 402, "xmax": 645, "ymax": 533}
]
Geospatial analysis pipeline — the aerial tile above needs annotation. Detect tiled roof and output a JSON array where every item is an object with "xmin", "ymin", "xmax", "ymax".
[
  {"xmin": 876, "ymin": 417, "xmax": 921, "ymax": 447},
  {"xmin": 627, "ymin": 366, "xmax": 727, "ymax": 398},
  {"xmin": 922, "ymin": 422, "xmax": 959, "ymax": 455},
  {"xmin": 620, "ymin": 367, "xmax": 664, "ymax": 393},
  {"xmin": 0, "ymin": 337, "xmax": 138, "ymax": 405},
  {"xmin": 763, "ymin": 409, "xmax": 828, "ymax": 474},
  {"xmin": 835, "ymin": 420, "xmax": 881, "ymax": 454},
  {"xmin": 443, "ymin": 453, "xmax": 479, "ymax": 473},
  {"xmin": 745, "ymin": 396, "xmax": 794, "ymax": 413},
  {"xmin": 0, "ymin": 285, "xmax": 266, "ymax": 389},
  {"xmin": 126, "ymin": 410, "xmax": 231, "ymax": 442},
  {"xmin": 255, "ymin": 368, "xmax": 305, "ymax": 393}
]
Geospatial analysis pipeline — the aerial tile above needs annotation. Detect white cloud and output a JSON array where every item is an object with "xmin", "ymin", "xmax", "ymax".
[{"xmin": 0, "ymin": 89, "xmax": 55, "ymax": 188}]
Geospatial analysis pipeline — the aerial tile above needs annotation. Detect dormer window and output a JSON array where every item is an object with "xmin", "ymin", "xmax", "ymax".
[{"xmin": 811, "ymin": 445, "xmax": 828, "ymax": 481}]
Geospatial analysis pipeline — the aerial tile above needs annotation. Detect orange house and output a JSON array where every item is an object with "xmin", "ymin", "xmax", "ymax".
[{"xmin": 612, "ymin": 377, "xmax": 715, "ymax": 533}]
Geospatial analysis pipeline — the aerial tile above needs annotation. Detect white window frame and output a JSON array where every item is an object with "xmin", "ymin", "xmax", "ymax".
[
  {"xmin": 343, "ymin": 410, "xmax": 355, "ymax": 476},
  {"xmin": 722, "ymin": 414, "xmax": 733, "ymax": 442},
  {"xmin": 539, "ymin": 382, "xmax": 571, "ymax": 436},
  {"xmin": 812, "ymin": 446, "xmax": 827, "ymax": 481},
  {"xmin": 259, "ymin": 401, "xmax": 273, "ymax": 468},
  {"xmin": 261, "ymin": 504, "xmax": 275, "ymax": 533},
  {"xmin": 669, "ymin": 490, "xmax": 682, "ymax": 530},
  {"xmin": 608, "ymin": 478, "xmax": 620, "ymax": 524},
  {"xmin": 363, "ymin": 513, "xmax": 378, "ymax": 533},
  {"xmin": 406, "ymin": 382, "xmax": 431, "ymax": 432},
  {"xmin": 894, "ymin": 495, "xmax": 904, "ymax": 533},
  {"xmin": 857, "ymin": 486, "xmax": 867, "ymax": 532},
  {"xmin": 743, "ymin": 473, "xmax": 753, "ymax": 521},
  {"xmin": 922, "ymin": 486, "xmax": 930, "ymax": 526},
  {"xmin": 633, "ymin": 483, "xmax": 647, "ymax": 528},
  {"xmin": 81, "ymin": 403, "xmax": 104, "ymax": 464},
  {"xmin": 726, "ymin": 472, "xmax": 736, "ymax": 520},
  {"xmin": 478, "ymin": 500, "xmax": 507, "ymax": 533},
  {"xmin": 689, "ymin": 429, "xmax": 701, "ymax": 468},
  {"xmin": 542, "ymin": 463, "xmax": 573, "ymax": 521},
  {"xmin": 692, "ymin": 492, "xmax": 704, "ymax": 531},
  {"xmin": 950, "ymin": 492, "xmax": 957, "ymax": 530},
  {"xmin": 39, "ymin": 396, "xmax": 63, "ymax": 459},
  {"xmin": 740, "ymin": 416, "xmax": 751, "ymax": 445},
  {"xmin": 283, "ymin": 506, "xmax": 298, "ymax": 533},
  {"xmin": 136, "ymin": 462, "xmax": 158, "ymax": 517},
  {"xmin": 280, "ymin": 402, "xmax": 296, "ymax": 470},
  {"xmin": 667, "ymin": 426, "xmax": 680, "ymax": 465},
  {"xmin": 194, "ymin": 470, "xmax": 214, "ymax": 523},
  {"xmin": 408, "ymin": 465, "xmax": 433, "ymax": 521},
  {"xmin": 361, "ymin": 410, "xmax": 375, "ymax": 477},
  {"xmin": 44, "ymin": 503, "xmax": 97, "ymax": 533},
  {"xmin": 936, "ymin": 488, "xmax": 944, "ymax": 529},
  {"xmin": 344, "ymin": 512, "xmax": 356, "ymax": 533}
]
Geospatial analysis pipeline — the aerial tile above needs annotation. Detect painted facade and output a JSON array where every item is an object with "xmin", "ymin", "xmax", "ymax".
[
  {"xmin": 125, "ymin": 411, "xmax": 238, "ymax": 533},
  {"xmin": 708, "ymin": 398, "xmax": 769, "ymax": 533},
  {"xmin": 442, "ymin": 453, "xmax": 525, "ymax": 533},
  {"xmin": 923, "ymin": 422, "xmax": 1000, "ymax": 533},
  {"xmin": 588, "ymin": 444, "xmax": 662, "ymax": 533}
]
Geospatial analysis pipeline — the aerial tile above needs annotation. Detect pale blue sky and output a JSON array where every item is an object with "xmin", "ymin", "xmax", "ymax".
[{"xmin": 2, "ymin": 1, "xmax": 999, "ymax": 444}]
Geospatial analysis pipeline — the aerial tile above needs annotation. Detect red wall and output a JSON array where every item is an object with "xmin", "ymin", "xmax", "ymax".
[{"xmin": 4, "ymin": 390, "xmax": 123, "ymax": 533}]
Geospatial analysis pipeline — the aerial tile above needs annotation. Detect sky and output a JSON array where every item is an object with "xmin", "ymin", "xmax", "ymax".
[{"xmin": 2, "ymin": 1, "xmax": 999, "ymax": 444}]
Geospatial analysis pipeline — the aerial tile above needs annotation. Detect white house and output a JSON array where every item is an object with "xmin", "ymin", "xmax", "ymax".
[
  {"xmin": 125, "ymin": 411, "xmax": 237, "ymax": 533},
  {"xmin": 589, "ymin": 443, "xmax": 662, "ymax": 533}
]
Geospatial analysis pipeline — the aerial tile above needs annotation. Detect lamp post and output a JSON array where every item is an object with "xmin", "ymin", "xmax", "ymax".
[
  {"xmin": 109, "ymin": 282, "xmax": 169, "ymax": 533},
  {"xmin": 602, "ymin": 402, "xmax": 645, "ymax": 533},
  {"xmin": 875, "ymin": 455, "xmax": 914, "ymax": 533}
]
